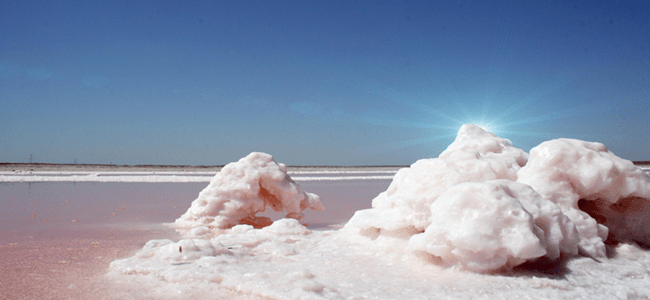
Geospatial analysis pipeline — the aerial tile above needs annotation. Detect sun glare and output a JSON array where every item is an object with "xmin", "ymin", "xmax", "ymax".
[{"xmin": 471, "ymin": 122, "xmax": 496, "ymax": 134}]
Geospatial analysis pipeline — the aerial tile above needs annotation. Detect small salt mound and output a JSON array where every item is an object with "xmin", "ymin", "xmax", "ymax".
[
  {"xmin": 174, "ymin": 152, "xmax": 324, "ymax": 232},
  {"xmin": 345, "ymin": 124, "xmax": 528, "ymax": 234},
  {"xmin": 518, "ymin": 139, "xmax": 650, "ymax": 258},
  {"xmin": 110, "ymin": 219, "xmax": 314, "ymax": 283},
  {"xmin": 408, "ymin": 180, "xmax": 579, "ymax": 273}
]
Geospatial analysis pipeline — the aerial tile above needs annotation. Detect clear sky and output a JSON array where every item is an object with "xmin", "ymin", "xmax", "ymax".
[{"xmin": 1, "ymin": 0, "xmax": 648, "ymax": 166}]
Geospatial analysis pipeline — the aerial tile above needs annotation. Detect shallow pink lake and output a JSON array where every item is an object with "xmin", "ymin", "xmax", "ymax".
[{"xmin": 0, "ymin": 179, "xmax": 390, "ymax": 299}]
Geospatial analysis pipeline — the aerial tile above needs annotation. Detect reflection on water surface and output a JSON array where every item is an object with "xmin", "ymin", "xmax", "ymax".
[
  {"xmin": 0, "ymin": 179, "xmax": 391, "ymax": 243},
  {"xmin": 0, "ymin": 178, "xmax": 390, "ymax": 299}
]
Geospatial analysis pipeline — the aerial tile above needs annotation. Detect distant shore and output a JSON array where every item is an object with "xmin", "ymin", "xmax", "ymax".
[{"xmin": 0, "ymin": 162, "xmax": 407, "ymax": 173}]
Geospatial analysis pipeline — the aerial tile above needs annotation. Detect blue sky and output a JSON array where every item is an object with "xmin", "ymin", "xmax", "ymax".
[{"xmin": 1, "ymin": 0, "xmax": 648, "ymax": 166}]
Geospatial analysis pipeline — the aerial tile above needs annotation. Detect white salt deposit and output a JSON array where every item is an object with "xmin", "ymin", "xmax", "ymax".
[
  {"xmin": 518, "ymin": 138, "xmax": 650, "ymax": 258},
  {"xmin": 407, "ymin": 180, "xmax": 579, "ymax": 272},
  {"xmin": 345, "ymin": 124, "xmax": 529, "ymax": 233},
  {"xmin": 0, "ymin": 171, "xmax": 396, "ymax": 182},
  {"xmin": 108, "ymin": 125, "xmax": 650, "ymax": 299},
  {"xmin": 174, "ymin": 152, "xmax": 325, "ymax": 231}
]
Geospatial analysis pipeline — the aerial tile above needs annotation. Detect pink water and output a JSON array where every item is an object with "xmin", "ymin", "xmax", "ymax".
[{"xmin": 0, "ymin": 180, "xmax": 390, "ymax": 299}]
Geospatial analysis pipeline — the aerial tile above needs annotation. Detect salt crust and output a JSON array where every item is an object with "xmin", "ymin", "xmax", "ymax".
[
  {"xmin": 345, "ymin": 124, "xmax": 650, "ymax": 271},
  {"xmin": 346, "ymin": 124, "xmax": 529, "ymax": 233},
  {"xmin": 407, "ymin": 180, "xmax": 579, "ymax": 272},
  {"xmin": 109, "ymin": 124, "xmax": 650, "ymax": 298},
  {"xmin": 173, "ymin": 152, "xmax": 325, "ymax": 231},
  {"xmin": 518, "ymin": 138, "xmax": 650, "ymax": 258}
]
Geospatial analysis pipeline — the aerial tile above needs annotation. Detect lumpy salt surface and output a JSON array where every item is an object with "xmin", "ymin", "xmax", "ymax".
[{"xmin": 109, "ymin": 125, "xmax": 650, "ymax": 299}]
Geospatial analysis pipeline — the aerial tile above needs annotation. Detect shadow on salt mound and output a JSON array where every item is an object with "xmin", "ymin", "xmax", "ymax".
[
  {"xmin": 173, "ymin": 152, "xmax": 324, "ymax": 236},
  {"xmin": 578, "ymin": 196, "xmax": 650, "ymax": 251},
  {"xmin": 507, "ymin": 256, "xmax": 572, "ymax": 280},
  {"xmin": 518, "ymin": 139, "xmax": 650, "ymax": 258}
]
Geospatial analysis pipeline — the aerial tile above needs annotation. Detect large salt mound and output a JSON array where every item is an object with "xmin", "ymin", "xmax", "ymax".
[
  {"xmin": 344, "ymin": 124, "xmax": 649, "ymax": 272},
  {"xmin": 518, "ymin": 139, "xmax": 650, "ymax": 258},
  {"xmin": 408, "ymin": 180, "xmax": 579, "ymax": 272},
  {"xmin": 174, "ymin": 152, "xmax": 325, "ymax": 233},
  {"xmin": 344, "ymin": 124, "xmax": 529, "ymax": 234}
]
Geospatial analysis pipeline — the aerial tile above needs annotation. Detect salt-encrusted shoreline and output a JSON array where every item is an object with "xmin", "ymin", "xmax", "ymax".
[
  {"xmin": 2, "ymin": 162, "xmax": 647, "ymax": 173},
  {"xmin": 0, "ymin": 162, "xmax": 406, "ymax": 173}
]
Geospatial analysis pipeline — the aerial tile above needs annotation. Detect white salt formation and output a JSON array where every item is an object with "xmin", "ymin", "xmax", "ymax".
[
  {"xmin": 174, "ymin": 152, "xmax": 325, "ymax": 232},
  {"xmin": 346, "ymin": 124, "xmax": 648, "ymax": 271},
  {"xmin": 518, "ymin": 139, "xmax": 650, "ymax": 258},
  {"xmin": 407, "ymin": 180, "xmax": 579, "ymax": 272},
  {"xmin": 109, "ymin": 125, "xmax": 650, "ymax": 299},
  {"xmin": 344, "ymin": 124, "xmax": 529, "ymax": 234},
  {"xmin": 114, "ymin": 219, "xmax": 312, "ymax": 277}
]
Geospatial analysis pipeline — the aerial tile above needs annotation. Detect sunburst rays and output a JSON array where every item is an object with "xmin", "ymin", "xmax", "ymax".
[
  {"xmin": 276, "ymin": 2, "xmax": 631, "ymax": 160},
  {"xmin": 351, "ymin": 3, "xmax": 633, "ymax": 158}
]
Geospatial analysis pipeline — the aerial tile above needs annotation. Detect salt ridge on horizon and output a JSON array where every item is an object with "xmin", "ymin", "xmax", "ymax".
[
  {"xmin": 1, "ymin": 168, "xmax": 647, "ymax": 183},
  {"xmin": 0, "ymin": 170, "xmax": 398, "ymax": 183}
]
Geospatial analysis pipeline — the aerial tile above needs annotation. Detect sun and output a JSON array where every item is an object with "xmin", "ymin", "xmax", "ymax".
[{"xmin": 471, "ymin": 122, "xmax": 497, "ymax": 135}]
